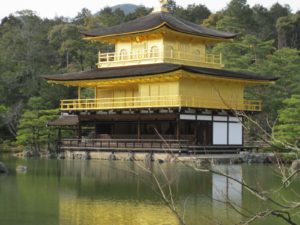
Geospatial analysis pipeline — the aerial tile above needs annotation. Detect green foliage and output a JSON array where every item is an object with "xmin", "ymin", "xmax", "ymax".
[
  {"xmin": 173, "ymin": 4, "xmax": 211, "ymax": 24},
  {"xmin": 213, "ymin": 35, "xmax": 275, "ymax": 70},
  {"xmin": 47, "ymin": 23, "xmax": 101, "ymax": 71},
  {"xmin": 0, "ymin": 104, "xmax": 7, "ymax": 114},
  {"xmin": 203, "ymin": 1, "xmax": 291, "ymax": 42},
  {"xmin": 125, "ymin": 6, "xmax": 152, "ymax": 22},
  {"xmin": 276, "ymin": 13, "xmax": 300, "ymax": 49},
  {"xmin": 255, "ymin": 48, "xmax": 300, "ymax": 113},
  {"xmin": 16, "ymin": 97, "xmax": 59, "ymax": 152},
  {"xmin": 275, "ymin": 152, "xmax": 298, "ymax": 163},
  {"xmin": 274, "ymin": 95, "xmax": 300, "ymax": 147}
]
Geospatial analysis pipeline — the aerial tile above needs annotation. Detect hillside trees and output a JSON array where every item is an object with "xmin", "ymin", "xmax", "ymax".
[
  {"xmin": 274, "ymin": 95, "xmax": 300, "ymax": 147},
  {"xmin": 203, "ymin": 1, "xmax": 291, "ymax": 42},
  {"xmin": 276, "ymin": 13, "xmax": 300, "ymax": 49}
]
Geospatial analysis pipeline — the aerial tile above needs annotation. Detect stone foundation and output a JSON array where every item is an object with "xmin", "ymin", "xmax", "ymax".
[
  {"xmin": 62, "ymin": 151, "xmax": 274, "ymax": 164},
  {"xmin": 14, "ymin": 150, "xmax": 280, "ymax": 165}
]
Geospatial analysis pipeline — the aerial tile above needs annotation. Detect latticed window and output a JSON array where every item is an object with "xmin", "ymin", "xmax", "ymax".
[
  {"xmin": 179, "ymin": 43, "xmax": 189, "ymax": 59},
  {"xmin": 166, "ymin": 46, "xmax": 174, "ymax": 58},
  {"xmin": 193, "ymin": 49, "xmax": 201, "ymax": 62},
  {"xmin": 150, "ymin": 46, "xmax": 159, "ymax": 58},
  {"xmin": 119, "ymin": 49, "xmax": 128, "ymax": 60}
]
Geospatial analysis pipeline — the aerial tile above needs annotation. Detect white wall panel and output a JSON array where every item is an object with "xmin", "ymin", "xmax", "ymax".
[
  {"xmin": 214, "ymin": 116, "xmax": 228, "ymax": 122},
  {"xmin": 197, "ymin": 115, "xmax": 212, "ymax": 121},
  {"xmin": 229, "ymin": 123, "xmax": 243, "ymax": 145},
  {"xmin": 180, "ymin": 114, "xmax": 196, "ymax": 120},
  {"xmin": 213, "ymin": 122, "xmax": 228, "ymax": 145}
]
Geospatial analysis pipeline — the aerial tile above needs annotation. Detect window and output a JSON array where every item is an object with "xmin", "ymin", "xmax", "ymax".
[
  {"xmin": 193, "ymin": 49, "xmax": 201, "ymax": 61},
  {"xmin": 150, "ymin": 46, "xmax": 159, "ymax": 58},
  {"xmin": 119, "ymin": 49, "xmax": 128, "ymax": 60},
  {"xmin": 166, "ymin": 46, "xmax": 174, "ymax": 58}
]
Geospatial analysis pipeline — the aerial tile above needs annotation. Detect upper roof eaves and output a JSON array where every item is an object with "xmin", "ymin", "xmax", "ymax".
[
  {"xmin": 81, "ymin": 12, "xmax": 237, "ymax": 39},
  {"xmin": 43, "ymin": 63, "xmax": 278, "ymax": 82}
]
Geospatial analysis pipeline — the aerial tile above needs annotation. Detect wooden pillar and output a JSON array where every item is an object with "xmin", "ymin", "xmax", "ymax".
[
  {"xmin": 137, "ymin": 119, "xmax": 141, "ymax": 140},
  {"xmin": 94, "ymin": 87, "xmax": 97, "ymax": 99},
  {"xmin": 195, "ymin": 121, "xmax": 200, "ymax": 145},
  {"xmin": 176, "ymin": 116, "xmax": 181, "ymax": 140},
  {"xmin": 78, "ymin": 87, "xmax": 81, "ymax": 99},
  {"xmin": 77, "ymin": 124, "xmax": 82, "ymax": 139}
]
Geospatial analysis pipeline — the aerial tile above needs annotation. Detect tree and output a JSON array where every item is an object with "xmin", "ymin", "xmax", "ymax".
[
  {"xmin": 254, "ymin": 48, "xmax": 300, "ymax": 116},
  {"xmin": 274, "ymin": 95, "xmax": 300, "ymax": 147},
  {"xmin": 276, "ymin": 13, "xmax": 300, "ymax": 49},
  {"xmin": 125, "ymin": 6, "xmax": 151, "ymax": 21},
  {"xmin": 222, "ymin": 0, "xmax": 256, "ymax": 33},
  {"xmin": 0, "ymin": 103, "xmax": 23, "ymax": 137},
  {"xmin": 202, "ymin": 12, "xmax": 224, "ymax": 28},
  {"xmin": 213, "ymin": 35, "xmax": 275, "ymax": 70},
  {"xmin": 93, "ymin": 7, "xmax": 126, "ymax": 27},
  {"xmin": 0, "ymin": 11, "xmax": 57, "ymax": 100},
  {"xmin": 73, "ymin": 8, "xmax": 93, "ymax": 26},
  {"xmin": 174, "ymin": 4, "xmax": 211, "ymax": 24},
  {"xmin": 48, "ymin": 23, "xmax": 101, "ymax": 71},
  {"xmin": 16, "ymin": 97, "xmax": 59, "ymax": 153}
]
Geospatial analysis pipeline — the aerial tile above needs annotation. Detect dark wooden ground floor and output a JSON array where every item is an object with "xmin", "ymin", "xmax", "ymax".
[
  {"xmin": 58, "ymin": 138, "xmax": 258, "ymax": 154},
  {"xmin": 49, "ymin": 109, "xmax": 250, "ymax": 154}
]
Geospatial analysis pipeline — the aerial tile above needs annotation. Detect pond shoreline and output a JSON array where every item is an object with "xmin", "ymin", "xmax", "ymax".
[{"xmin": 11, "ymin": 150, "xmax": 285, "ymax": 164}]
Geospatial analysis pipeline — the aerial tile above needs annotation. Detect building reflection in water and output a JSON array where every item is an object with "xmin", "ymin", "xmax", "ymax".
[
  {"xmin": 58, "ymin": 161, "xmax": 243, "ymax": 225},
  {"xmin": 58, "ymin": 160, "xmax": 180, "ymax": 225},
  {"xmin": 212, "ymin": 165, "xmax": 242, "ymax": 222},
  {"xmin": 59, "ymin": 196, "xmax": 179, "ymax": 225}
]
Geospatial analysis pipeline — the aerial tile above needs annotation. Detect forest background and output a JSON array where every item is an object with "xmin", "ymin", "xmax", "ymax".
[{"xmin": 0, "ymin": 0, "xmax": 299, "ymax": 151}]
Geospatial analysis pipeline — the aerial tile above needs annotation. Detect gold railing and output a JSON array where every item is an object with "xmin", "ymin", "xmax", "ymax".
[
  {"xmin": 97, "ymin": 49, "xmax": 223, "ymax": 68},
  {"xmin": 61, "ymin": 96, "xmax": 262, "ymax": 112}
]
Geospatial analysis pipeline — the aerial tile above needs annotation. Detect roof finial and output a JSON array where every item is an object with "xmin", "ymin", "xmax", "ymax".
[{"xmin": 153, "ymin": 0, "xmax": 169, "ymax": 13}]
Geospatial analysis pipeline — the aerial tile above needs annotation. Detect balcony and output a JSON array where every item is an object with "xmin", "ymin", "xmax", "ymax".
[
  {"xmin": 60, "ymin": 96, "xmax": 262, "ymax": 112},
  {"xmin": 97, "ymin": 49, "xmax": 223, "ymax": 68}
]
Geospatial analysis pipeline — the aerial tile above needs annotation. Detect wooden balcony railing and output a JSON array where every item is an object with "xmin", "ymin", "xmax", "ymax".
[
  {"xmin": 97, "ymin": 49, "xmax": 223, "ymax": 68},
  {"xmin": 60, "ymin": 138, "xmax": 190, "ymax": 151},
  {"xmin": 60, "ymin": 95, "xmax": 262, "ymax": 112}
]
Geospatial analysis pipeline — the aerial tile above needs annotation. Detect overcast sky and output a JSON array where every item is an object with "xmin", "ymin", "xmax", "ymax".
[{"xmin": 0, "ymin": 0, "xmax": 299, "ymax": 21}]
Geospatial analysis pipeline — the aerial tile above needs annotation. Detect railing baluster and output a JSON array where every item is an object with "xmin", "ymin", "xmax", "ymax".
[
  {"xmin": 98, "ymin": 50, "xmax": 222, "ymax": 68},
  {"xmin": 61, "ymin": 96, "xmax": 262, "ymax": 112}
]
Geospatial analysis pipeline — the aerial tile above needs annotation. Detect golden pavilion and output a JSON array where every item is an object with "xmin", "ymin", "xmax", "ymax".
[{"xmin": 45, "ymin": 1, "xmax": 277, "ymax": 153}]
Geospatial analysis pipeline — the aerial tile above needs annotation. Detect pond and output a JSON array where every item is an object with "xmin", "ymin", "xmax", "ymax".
[{"xmin": 0, "ymin": 154, "xmax": 299, "ymax": 225}]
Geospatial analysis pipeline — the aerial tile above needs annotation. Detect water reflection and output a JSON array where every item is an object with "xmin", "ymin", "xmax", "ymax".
[
  {"xmin": 1, "ymin": 157, "xmax": 299, "ymax": 225},
  {"xmin": 60, "ymin": 196, "xmax": 179, "ymax": 225},
  {"xmin": 212, "ymin": 166, "xmax": 242, "ymax": 223},
  {"xmin": 58, "ymin": 161, "xmax": 244, "ymax": 225}
]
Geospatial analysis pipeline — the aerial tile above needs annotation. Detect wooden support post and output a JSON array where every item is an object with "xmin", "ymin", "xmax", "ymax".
[
  {"xmin": 176, "ymin": 116, "xmax": 181, "ymax": 140},
  {"xmin": 137, "ymin": 119, "xmax": 141, "ymax": 141},
  {"xmin": 78, "ymin": 87, "xmax": 81, "ymax": 99},
  {"xmin": 77, "ymin": 124, "xmax": 82, "ymax": 139},
  {"xmin": 196, "ymin": 120, "xmax": 200, "ymax": 145}
]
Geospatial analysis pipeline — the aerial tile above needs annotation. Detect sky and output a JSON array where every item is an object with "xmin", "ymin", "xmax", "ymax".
[{"xmin": 0, "ymin": 0, "xmax": 299, "ymax": 21}]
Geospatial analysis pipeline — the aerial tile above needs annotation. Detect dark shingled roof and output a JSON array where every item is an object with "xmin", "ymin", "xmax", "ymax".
[
  {"xmin": 48, "ymin": 115, "xmax": 79, "ymax": 126},
  {"xmin": 44, "ymin": 63, "xmax": 278, "ymax": 82},
  {"xmin": 82, "ymin": 12, "xmax": 236, "ymax": 39}
]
